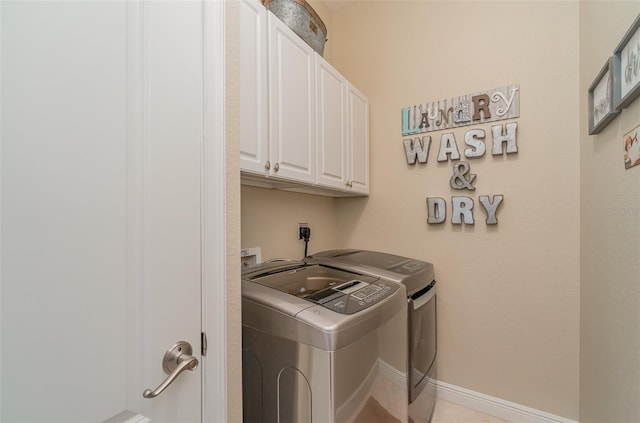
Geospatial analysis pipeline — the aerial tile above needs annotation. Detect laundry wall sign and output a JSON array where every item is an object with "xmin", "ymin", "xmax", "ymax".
[
  {"xmin": 401, "ymin": 84, "xmax": 520, "ymax": 135},
  {"xmin": 401, "ymin": 85, "xmax": 521, "ymax": 226}
]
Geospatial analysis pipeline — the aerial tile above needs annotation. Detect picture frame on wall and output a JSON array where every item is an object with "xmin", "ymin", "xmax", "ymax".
[
  {"xmin": 624, "ymin": 124, "xmax": 640, "ymax": 170},
  {"xmin": 614, "ymin": 14, "xmax": 640, "ymax": 109},
  {"xmin": 588, "ymin": 57, "xmax": 620, "ymax": 135}
]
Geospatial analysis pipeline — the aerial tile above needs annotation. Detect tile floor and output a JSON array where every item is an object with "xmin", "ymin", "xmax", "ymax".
[{"xmin": 431, "ymin": 399, "xmax": 509, "ymax": 423}]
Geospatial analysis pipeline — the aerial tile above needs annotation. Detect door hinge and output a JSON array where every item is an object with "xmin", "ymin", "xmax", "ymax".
[{"xmin": 201, "ymin": 332, "xmax": 208, "ymax": 356}]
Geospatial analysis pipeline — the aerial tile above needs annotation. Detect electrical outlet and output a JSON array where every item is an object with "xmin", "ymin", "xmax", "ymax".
[{"xmin": 298, "ymin": 223, "xmax": 309, "ymax": 239}]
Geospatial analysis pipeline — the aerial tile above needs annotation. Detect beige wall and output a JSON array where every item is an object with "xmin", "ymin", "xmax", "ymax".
[
  {"xmin": 225, "ymin": 1, "xmax": 242, "ymax": 421},
  {"xmin": 237, "ymin": 0, "xmax": 640, "ymax": 421},
  {"xmin": 236, "ymin": 1, "xmax": 640, "ymax": 421},
  {"xmin": 579, "ymin": 2, "xmax": 640, "ymax": 422},
  {"xmin": 330, "ymin": 1, "xmax": 580, "ymax": 419},
  {"xmin": 241, "ymin": 186, "xmax": 338, "ymax": 260}
]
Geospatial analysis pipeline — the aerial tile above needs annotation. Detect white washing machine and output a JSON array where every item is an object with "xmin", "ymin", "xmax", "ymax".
[{"xmin": 242, "ymin": 260, "xmax": 409, "ymax": 423}]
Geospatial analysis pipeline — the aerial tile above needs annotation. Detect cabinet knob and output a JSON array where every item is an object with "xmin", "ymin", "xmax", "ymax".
[
  {"xmin": 265, "ymin": 161, "xmax": 271, "ymax": 170},
  {"xmin": 274, "ymin": 163, "xmax": 280, "ymax": 172}
]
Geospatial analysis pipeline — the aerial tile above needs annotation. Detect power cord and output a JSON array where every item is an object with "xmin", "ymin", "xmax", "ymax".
[{"xmin": 300, "ymin": 227, "xmax": 311, "ymax": 258}]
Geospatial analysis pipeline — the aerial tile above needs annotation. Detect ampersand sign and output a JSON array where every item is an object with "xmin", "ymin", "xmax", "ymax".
[{"xmin": 450, "ymin": 161, "xmax": 476, "ymax": 190}]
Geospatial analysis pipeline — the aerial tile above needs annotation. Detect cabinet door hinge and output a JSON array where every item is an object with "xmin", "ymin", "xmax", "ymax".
[{"xmin": 201, "ymin": 332, "xmax": 208, "ymax": 356}]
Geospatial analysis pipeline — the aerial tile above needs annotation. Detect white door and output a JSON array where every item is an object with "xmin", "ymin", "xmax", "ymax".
[{"xmin": 0, "ymin": 1, "xmax": 225, "ymax": 422}]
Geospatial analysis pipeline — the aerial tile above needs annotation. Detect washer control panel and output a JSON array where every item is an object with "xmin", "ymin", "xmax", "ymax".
[
  {"xmin": 391, "ymin": 260, "xmax": 428, "ymax": 275},
  {"xmin": 307, "ymin": 280, "xmax": 398, "ymax": 314}
]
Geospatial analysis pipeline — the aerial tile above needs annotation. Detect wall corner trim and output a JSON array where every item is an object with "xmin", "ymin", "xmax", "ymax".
[{"xmin": 433, "ymin": 380, "xmax": 578, "ymax": 423}]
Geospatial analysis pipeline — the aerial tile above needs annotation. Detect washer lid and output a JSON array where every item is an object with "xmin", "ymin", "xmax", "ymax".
[
  {"xmin": 313, "ymin": 249, "xmax": 412, "ymax": 269},
  {"xmin": 307, "ymin": 249, "xmax": 435, "ymax": 296},
  {"xmin": 246, "ymin": 263, "xmax": 397, "ymax": 315},
  {"xmin": 249, "ymin": 264, "xmax": 375, "ymax": 298}
]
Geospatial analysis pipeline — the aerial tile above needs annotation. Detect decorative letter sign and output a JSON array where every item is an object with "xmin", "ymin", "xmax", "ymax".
[
  {"xmin": 437, "ymin": 133, "xmax": 461, "ymax": 162},
  {"xmin": 479, "ymin": 195, "xmax": 504, "ymax": 225},
  {"xmin": 426, "ymin": 197, "xmax": 446, "ymax": 224},
  {"xmin": 404, "ymin": 136, "xmax": 431, "ymax": 164},
  {"xmin": 401, "ymin": 85, "xmax": 519, "ymax": 135},
  {"xmin": 451, "ymin": 197, "xmax": 475, "ymax": 225},
  {"xmin": 491, "ymin": 123, "xmax": 519, "ymax": 155},
  {"xmin": 449, "ymin": 161, "xmax": 476, "ymax": 191},
  {"xmin": 464, "ymin": 129, "xmax": 486, "ymax": 158},
  {"xmin": 403, "ymin": 85, "xmax": 521, "ymax": 227}
]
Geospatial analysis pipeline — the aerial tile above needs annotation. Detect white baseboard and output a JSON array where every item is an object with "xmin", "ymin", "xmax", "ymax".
[{"xmin": 432, "ymin": 380, "xmax": 578, "ymax": 423}]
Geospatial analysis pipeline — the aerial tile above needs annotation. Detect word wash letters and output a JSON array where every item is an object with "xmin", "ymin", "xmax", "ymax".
[{"xmin": 403, "ymin": 123, "xmax": 519, "ymax": 164}]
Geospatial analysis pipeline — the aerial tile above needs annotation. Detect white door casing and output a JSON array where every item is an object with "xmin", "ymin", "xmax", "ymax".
[
  {"xmin": 132, "ymin": 1, "xmax": 203, "ymax": 420},
  {"xmin": 202, "ymin": 1, "xmax": 228, "ymax": 422},
  {"xmin": 0, "ymin": 1, "xmax": 226, "ymax": 421}
]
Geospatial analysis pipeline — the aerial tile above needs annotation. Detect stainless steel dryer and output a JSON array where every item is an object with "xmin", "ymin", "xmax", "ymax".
[
  {"xmin": 242, "ymin": 261, "xmax": 408, "ymax": 423},
  {"xmin": 308, "ymin": 250, "xmax": 437, "ymax": 423}
]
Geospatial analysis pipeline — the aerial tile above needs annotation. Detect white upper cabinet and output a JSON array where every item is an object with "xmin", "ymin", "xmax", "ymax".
[
  {"xmin": 239, "ymin": 0, "xmax": 369, "ymax": 196},
  {"xmin": 267, "ymin": 12, "xmax": 316, "ymax": 184},
  {"xmin": 315, "ymin": 57, "xmax": 370, "ymax": 195},
  {"xmin": 239, "ymin": 0, "xmax": 269, "ymax": 175},
  {"xmin": 347, "ymin": 82, "xmax": 370, "ymax": 194},
  {"xmin": 316, "ymin": 56, "xmax": 347, "ymax": 190}
]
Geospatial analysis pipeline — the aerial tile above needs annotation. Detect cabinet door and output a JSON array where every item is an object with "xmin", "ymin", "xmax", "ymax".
[
  {"xmin": 316, "ymin": 56, "xmax": 347, "ymax": 190},
  {"xmin": 268, "ymin": 13, "xmax": 316, "ymax": 183},
  {"xmin": 347, "ymin": 82, "xmax": 370, "ymax": 194},
  {"xmin": 240, "ymin": 0, "xmax": 269, "ymax": 175}
]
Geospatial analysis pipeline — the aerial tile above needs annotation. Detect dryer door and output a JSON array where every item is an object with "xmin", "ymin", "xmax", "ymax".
[{"xmin": 408, "ymin": 282, "xmax": 437, "ymax": 403}]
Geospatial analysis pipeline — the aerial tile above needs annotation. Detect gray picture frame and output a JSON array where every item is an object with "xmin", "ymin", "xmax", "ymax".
[
  {"xmin": 588, "ymin": 57, "xmax": 620, "ymax": 135},
  {"xmin": 614, "ymin": 13, "xmax": 640, "ymax": 109}
]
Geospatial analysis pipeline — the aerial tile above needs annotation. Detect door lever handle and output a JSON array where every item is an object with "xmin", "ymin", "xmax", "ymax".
[{"xmin": 143, "ymin": 341, "xmax": 198, "ymax": 399}]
